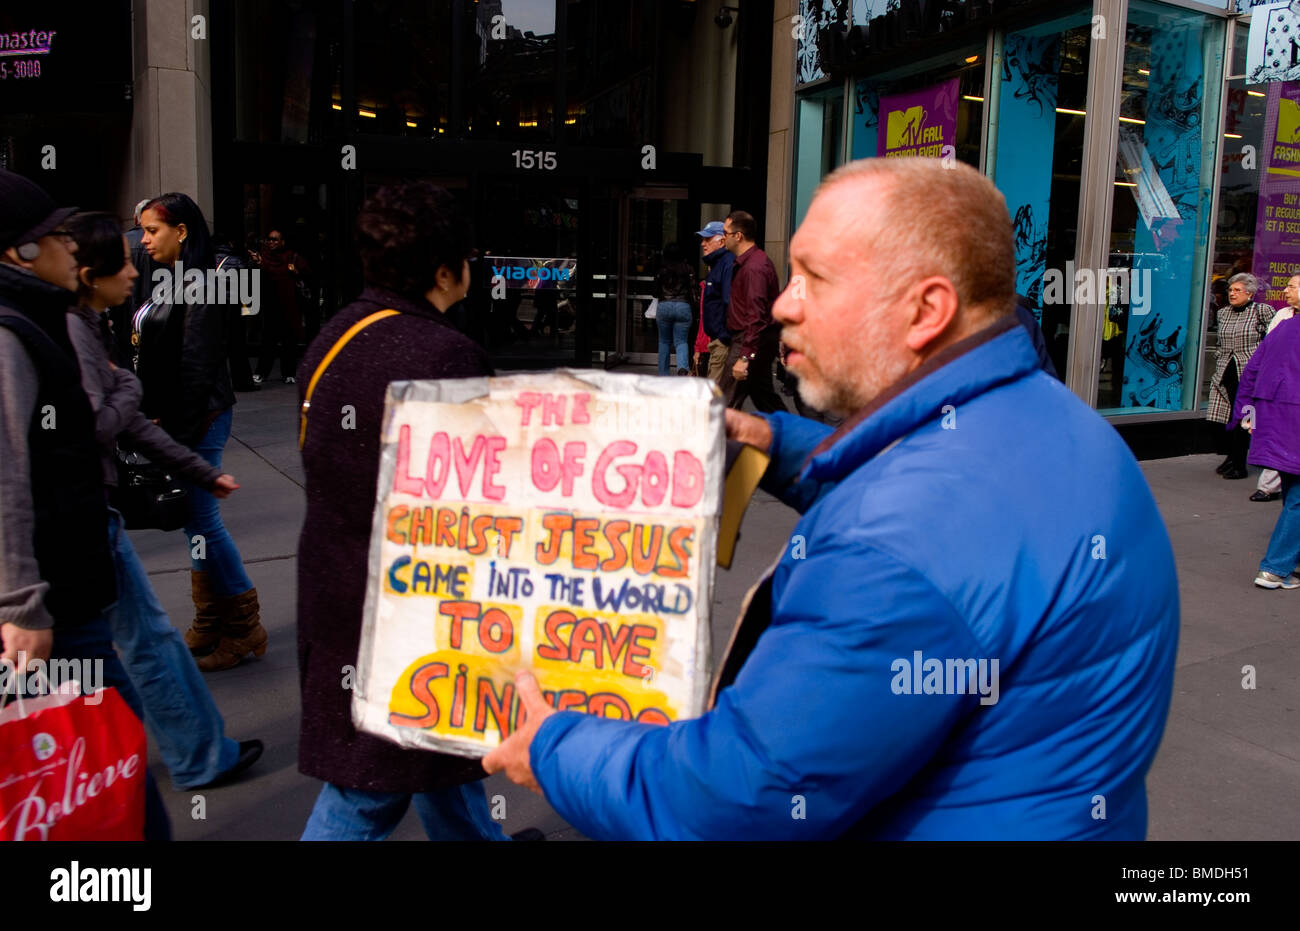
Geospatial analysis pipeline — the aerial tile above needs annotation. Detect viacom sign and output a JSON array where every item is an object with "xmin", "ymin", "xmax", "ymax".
[{"xmin": 487, "ymin": 256, "xmax": 577, "ymax": 290}]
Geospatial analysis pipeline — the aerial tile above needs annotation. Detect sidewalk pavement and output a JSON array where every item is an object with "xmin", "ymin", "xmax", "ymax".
[{"xmin": 127, "ymin": 378, "xmax": 1300, "ymax": 840}]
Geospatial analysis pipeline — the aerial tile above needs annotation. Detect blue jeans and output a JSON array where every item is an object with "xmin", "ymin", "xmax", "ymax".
[
  {"xmin": 656, "ymin": 301, "xmax": 692, "ymax": 376},
  {"xmin": 45, "ymin": 615, "xmax": 172, "ymax": 841},
  {"xmin": 107, "ymin": 508, "xmax": 240, "ymax": 788},
  {"xmin": 1261, "ymin": 472, "xmax": 1300, "ymax": 577},
  {"xmin": 182, "ymin": 407, "xmax": 253, "ymax": 596},
  {"xmin": 301, "ymin": 781, "xmax": 510, "ymax": 841}
]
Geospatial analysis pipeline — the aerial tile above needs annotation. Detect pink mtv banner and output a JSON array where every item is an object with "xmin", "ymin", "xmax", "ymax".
[{"xmin": 876, "ymin": 78, "xmax": 959, "ymax": 160}]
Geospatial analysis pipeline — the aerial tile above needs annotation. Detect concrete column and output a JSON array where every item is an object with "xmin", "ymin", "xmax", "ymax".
[
  {"xmin": 765, "ymin": 0, "xmax": 796, "ymax": 285},
  {"xmin": 119, "ymin": 0, "xmax": 212, "ymax": 224}
]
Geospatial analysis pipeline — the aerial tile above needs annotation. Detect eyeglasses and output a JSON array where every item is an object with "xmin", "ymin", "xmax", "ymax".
[
  {"xmin": 265, "ymin": 236, "xmax": 283, "ymax": 243},
  {"xmin": 48, "ymin": 229, "xmax": 75, "ymax": 245}
]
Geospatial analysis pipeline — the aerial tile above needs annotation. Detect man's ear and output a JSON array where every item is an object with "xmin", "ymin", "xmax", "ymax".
[
  {"xmin": 904, "ymin": 276, "xmax": 961, "ymax": 353},
  {"xmin": 78, "ymin": 266, "xmax": 94, "ymax": 289},
  {"xmin": 2, "ymin": 246, "xmax": 31, "ymax": 268}
]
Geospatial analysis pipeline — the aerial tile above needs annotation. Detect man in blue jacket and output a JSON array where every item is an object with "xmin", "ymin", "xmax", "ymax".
[
  {"xmin": 696, "ymin": 220, "xmax": 734, "ymax": 384},
  {"xmin": 485, "ymin": 159, "xmax": 1179, "ymax": 840}
]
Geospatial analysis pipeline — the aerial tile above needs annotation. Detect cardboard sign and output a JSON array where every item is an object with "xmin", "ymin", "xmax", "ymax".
[{"xmin": 352, "ymin": 371, "xmax": 724, "ymax": 758}]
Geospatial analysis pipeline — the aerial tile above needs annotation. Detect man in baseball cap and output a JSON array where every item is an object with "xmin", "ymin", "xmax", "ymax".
[
  {"xmin": 0, "ymin": 168, "xmax": 80, "ymax": 291},
  {"xmin": 696, "ymin": 220, "xmax": 734, "ymax": 384}
]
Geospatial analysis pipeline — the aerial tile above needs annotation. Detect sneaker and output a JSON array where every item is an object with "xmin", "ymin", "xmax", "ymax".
[
  {"xmin": 284, "ymin": 376, "xmax": 296, "ymax": 384},
  {"xmin": 1254, "ymin": 570, "xmax": 1300, "ymax": 590},
  {"xmin": 251, "ymin": 374, "xmax": 263, "ymax": 385}
]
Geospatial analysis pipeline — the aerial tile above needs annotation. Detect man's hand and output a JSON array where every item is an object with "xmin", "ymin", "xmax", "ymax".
[
  {"xmin": 725, "ymin": 408, "xmax": 773, "ymax": 453},
  {"xmin": 732, "ymin": 356, "xmax": 750, "ymax": 381},
  {"xmin": 482, "ymin": 670, "xmax": 555, "ymax": 794},
  {"xmin": 212, "ymin": 474, "xmax": 240, "ymax": 498},
  {"xmin": 1, "ymin": 623, "xmax": 52, "ymax": 672}
]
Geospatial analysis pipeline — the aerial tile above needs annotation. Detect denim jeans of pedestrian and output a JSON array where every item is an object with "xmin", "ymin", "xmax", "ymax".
[
  {"xmin": 182, "ymin": 407, "xmax": 254, "ymax": 596},
  {"xmin": 107, "ymin": 507, "xmax": 240, "ymax": 788},
  {"xmin": 41, "ymin": 615, "xmax": 172, "ymax": 841},
  {"xmin": 1260, "ymin": 472, "xmax": 1300, "ymax": 577},
  {"xmin": 300, "ymin": 780, "xmax": 510, "ymax": 841},
  {"xmin": 656, "ymin": 301, "xmax": 692, "ymax": 375}
]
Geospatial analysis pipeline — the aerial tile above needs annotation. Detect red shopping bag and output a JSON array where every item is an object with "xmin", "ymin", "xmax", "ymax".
[{"xmin": 0, "ymin": 685, "xmax": 146, "ymax": 841}]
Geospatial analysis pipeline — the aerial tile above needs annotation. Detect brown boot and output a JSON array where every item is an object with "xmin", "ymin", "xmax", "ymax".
[
  {"xmin": 197, "ymin": 587, "xmax": 268, "ymax": 672},
  {"xmin": 186, "ymin": 570, "xmax": 223, "ymax": 657}
]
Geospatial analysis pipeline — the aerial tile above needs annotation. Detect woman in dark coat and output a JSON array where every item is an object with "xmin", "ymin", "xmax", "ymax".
[
  {"xmin": 296, "ymin": 181, "xmax": 505, "ymax": 840},
  {"xmin": 135, "ymin": 193, "xmax": 264, "ymax": 671}
]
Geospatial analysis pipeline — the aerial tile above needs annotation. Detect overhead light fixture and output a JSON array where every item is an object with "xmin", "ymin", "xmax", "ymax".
[
  {"xmin": 1225, "ymin": 132, "xmax": 1243, "ymax": 139},
  {"xmin": 965, "ymin": 55, "xmax": 979, "ymax": 64},
  {"xmin": 406, "ymin": 120, "xmax": 417, "ymax": 128},
  {"xmin": 1137, "ymin": 68, "xmax": 1150, "ymax": 75},
  {"xmin": 962, "ymin": 95, "xmax": 984, "ymax": 102},
  {"xmin": 359, "ymin": 109, "xmax": 377, "ymax": 118},
  {"xmin": 1248, "ymin": 90, "xmax": 1266, "ymax": 97},
  {"xmin": 1115, "ymin": 181, "xmax": 1137, "ymax": 187},
  {"xmin": 1057, "ymin": 107, "xmax": 1087, "ymax": 116},
  {"xmin": 1118, "ymin": 116, "xmax": 1146, "ymax": 125},
  {"xmin": 331, "ymin": 104, "xmax": 342, "ymax": 111},
  {"xmin": 565, "ymin": 118, "xmax": 576, "ymax": 125}
]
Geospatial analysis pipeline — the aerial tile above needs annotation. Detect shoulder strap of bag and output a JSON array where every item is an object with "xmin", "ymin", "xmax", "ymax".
[{"xmin": 299, "ymin": 309, "xmax": 400, "ymax": 449}]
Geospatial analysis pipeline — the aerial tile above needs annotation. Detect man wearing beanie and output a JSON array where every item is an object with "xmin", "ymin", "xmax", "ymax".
[{"xmin": 0, "ymin": 169, "xmax": 170, "ymax": 839}]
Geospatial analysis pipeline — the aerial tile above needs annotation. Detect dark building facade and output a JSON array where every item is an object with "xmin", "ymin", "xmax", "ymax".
[{"xmin": 211, "ymin": 0, "xmax": 775, "ymax": 368}]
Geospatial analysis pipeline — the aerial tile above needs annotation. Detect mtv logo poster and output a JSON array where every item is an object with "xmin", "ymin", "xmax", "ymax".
[
  {"xmin": 876, "ymin": 78, "xmax": 959, "ymax": 159},
  {"xmin": 352, "ymin": 371, "xmax": 724, "ymax": 758}
]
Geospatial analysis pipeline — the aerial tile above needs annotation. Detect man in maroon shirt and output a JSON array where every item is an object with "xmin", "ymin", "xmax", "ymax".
[{"xmin": 719, "ymin": 210, "xmax": 787, "ymax": 413}]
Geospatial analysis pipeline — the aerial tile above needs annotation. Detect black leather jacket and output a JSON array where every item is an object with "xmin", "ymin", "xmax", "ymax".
[{"xmin": 132, "ymin": 265, "xmax": 236, "ymax": 448}]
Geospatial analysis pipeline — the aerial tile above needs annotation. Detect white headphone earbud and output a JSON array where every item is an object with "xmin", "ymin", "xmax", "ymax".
[{"xmin": 16, "ymin": 242, "xmax": 40, "ymax": 261}]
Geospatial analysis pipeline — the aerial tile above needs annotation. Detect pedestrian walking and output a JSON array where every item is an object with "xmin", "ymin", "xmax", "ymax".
[
  {"xmin": 296, "ymin": 180, "xmax": 507, "ymax": 842},
  {"xmin": 252, "ymin": 230, "xmax": 308, "ymax": 385},
  {"xmin": 1230, "ymin": 307, "xmax": 1300, "ymax": 589},
  {"xmin": 0, "ymin": 169, "xmax": 171, "ymax": 839},
  {"xmin": 136, "ymin": 193, "xmax": 265, "ymax": 671},
  {"xmin": 1250, "ymin": 274, "xmax": 1297, "ymax": 502},
  {"xmin": 65, "ymin": 211, "xmax": 264, "ymax": 788},
  {"xmin": 696, "ymin": 220, "xmax": 733, "ymax": 383},
  {"xmin": 1208, "ymin": 273, "xmax": 1273, "ymax": 480},
  {"xmin": 653, "ymin": 242, "xmax": 694, "ymax": 375},
  {"xmin": 716, "ymin": 211, "xmax": 787, "ymax": 413}
]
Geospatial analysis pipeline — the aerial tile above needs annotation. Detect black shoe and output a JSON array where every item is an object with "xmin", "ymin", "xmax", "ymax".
[
  {"xmin": 1250, "ymin": 490, "xmax": 1282, "ymax": 502},
  {"xmin": 509, "ymin": 828, "xmax": 546, "ymax": 841},
  {"xmin": 1215, "ymin": 456, "xmax": 1235, "ymax": 475},
  {"xmin": 1223, "ymin": 466, "xmax": 1249, "ymax": 480},
  {"xmin": 190, "ymin": 740, "xmax": 263, "ymax": 789}
]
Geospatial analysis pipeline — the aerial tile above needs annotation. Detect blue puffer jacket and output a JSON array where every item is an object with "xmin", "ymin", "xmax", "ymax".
[{"xmin": 532, "ymin": 317, "xmax": 1179, "ymax": 839}]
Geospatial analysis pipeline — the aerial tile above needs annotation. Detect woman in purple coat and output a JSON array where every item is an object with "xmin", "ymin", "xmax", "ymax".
[{"xmin": 1231, "ymin": 315, "xmax": 1300, "ymax": 589}]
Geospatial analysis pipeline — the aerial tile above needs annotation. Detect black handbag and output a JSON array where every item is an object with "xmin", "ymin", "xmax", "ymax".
[{"xmin": 110, "ymin": 446, "xmax": 190, "ymax": 531}]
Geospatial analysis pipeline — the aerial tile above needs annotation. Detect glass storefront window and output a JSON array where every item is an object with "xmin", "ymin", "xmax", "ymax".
[
  {"xmin": 988, "ymin": 9, "xmax": 1093, "ymax": 378},
  {"xmin": 1097, "ymin": 1, "xmax": 1224, "ymax": 414},
  {"xmin": 353, "ymin": 0, "xmax": 452, "ymax": 137},
  {"xmin": 792, "ymin": 84, "xmax": 845, "ymax": 233},
  {"xmin": 461, "ymin": 0, "xmax": 558, "ymax": 141}
]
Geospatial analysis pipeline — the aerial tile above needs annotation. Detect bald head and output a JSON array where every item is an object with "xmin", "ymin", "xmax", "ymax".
[
  {"xmin": 775, "ymin": 159, "xmax": 1017, "ymax": 416},
  {"xmin": 815, "ymin": 159, "xmax": 1016, "ymax": 323}
]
